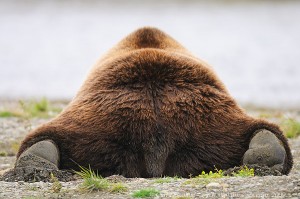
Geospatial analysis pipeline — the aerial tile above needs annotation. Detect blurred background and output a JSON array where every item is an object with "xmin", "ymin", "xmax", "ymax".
[{"xmin": 0, "ymin": 0, "xmax": 299, "ymax": 108}]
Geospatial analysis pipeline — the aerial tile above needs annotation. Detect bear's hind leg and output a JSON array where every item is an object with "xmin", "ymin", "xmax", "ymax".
[
  {"xmin": 242, "ymin": 129, "xmax": 286, "ymax": 172},
  {"xmin": 0, "ymin": 140, "xmax": 67, "ymax": 182}
]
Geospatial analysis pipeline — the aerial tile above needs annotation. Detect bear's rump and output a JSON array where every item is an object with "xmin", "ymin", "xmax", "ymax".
[{"xmin": 45, "ymin": 49, "xmax": 252, "ymax": 177}]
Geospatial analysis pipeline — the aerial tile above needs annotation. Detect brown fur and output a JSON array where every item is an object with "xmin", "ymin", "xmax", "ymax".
[{"xmin": 17, "ymin": 27, "xmax": 293, "ymax": 177}]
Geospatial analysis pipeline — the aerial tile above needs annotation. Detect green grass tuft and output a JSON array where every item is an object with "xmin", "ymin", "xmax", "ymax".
[
  {"xmin": 10, "ymin": 141, "xmax": 21, "ymax": 155},
  {"xmin": 76, "ymin": 165, "xmax": 132, "ymax": 193},
  {"xmin": 0, "ymin": 98, "xmax": 63, "ymax": 118},
  {"xmin": 50, "ymin": 173, "xmax": 62, "ymax": 193},
  {"xmin": 19, "ymin": 98, "xmax": 50, "ymax": 118},
  {"xmin": 154, "ymin": 177, "xmax": 172, "ymax": 184},
  {"xmin": 13, "ymin": 98, "xmax": 63, "ymax": 118},
  {"xmin": 74, "ymin": 165, "xmax": 97, "ymax": 179},
  {"xmin": 75, "ymin": 165, "xmax": 109, "ymax": 192},
  {"xmin": 280, "ymin": 118, "xmax": 300, "ymax": 138},
  {"xmin": 197, "ymin": 169, "xmax": 224, "ymax": 179},
  {"xmin": 183, "ymin": 169, "xmax": 225, "ymax": 185},
  {"xmin": 0, "ymin": 111, "xmax": 20, "ymax": 117},
  {"xmin": 34, "ymin": 98, "xmax": 48, "ymax": 112},
  {"xmin": 132, "ymin": 188, "xmax": 160, "ymax": 198},
  {"xmin": 233, "ymin": 166, "xmax": 254, "ymax": 177},
  {"xmin": 82, "ymin": 177, "xmax": 109, "ymax": 192},
  {"xmin": 109, "ymin": 183, "xmax": 128, "ymax": 193},
  {"xmin": 154, "ymin": 176, "xmax": 179, "ymax": 184},
  {"xmin": 0, "ymin": 151, "xmax": 7, "ymax": 157}
]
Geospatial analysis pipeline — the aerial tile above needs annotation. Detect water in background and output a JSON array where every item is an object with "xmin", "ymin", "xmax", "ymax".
[{"xmin": 0, "ymin": 0, "xmax": 299, "ymax": 108}]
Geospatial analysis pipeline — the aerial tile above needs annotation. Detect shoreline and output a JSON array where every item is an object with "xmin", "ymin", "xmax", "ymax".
[{"xmin": 0, "ymin": 98, "xmax": 299, "ymax": 110}]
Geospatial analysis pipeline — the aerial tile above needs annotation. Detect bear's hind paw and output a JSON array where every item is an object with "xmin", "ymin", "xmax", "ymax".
[
  {"xmin": 0, "ymin": 140, "xmax": 74, "ymax": 182},
  {"xmin": 242, "ymin": 129, "xmax": 286, "ymax": 173}
]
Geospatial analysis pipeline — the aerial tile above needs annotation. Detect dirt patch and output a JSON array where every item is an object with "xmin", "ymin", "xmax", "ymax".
[
  {"xmin": 0, "ymin": 167, "xmax": 75, "ymax": 182},
  {"xmin": 0, "ymin": 153, "xmax": 75, "ymax": 182},
  {"xmin": 224, "ymin": 165, "xmax": 282, "ymax": 176}
]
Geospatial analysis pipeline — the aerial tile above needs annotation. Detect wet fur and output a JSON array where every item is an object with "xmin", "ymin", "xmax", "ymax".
[{"xmin": 17, "ymin": 27, "xmax": 293, "ymax": 177}]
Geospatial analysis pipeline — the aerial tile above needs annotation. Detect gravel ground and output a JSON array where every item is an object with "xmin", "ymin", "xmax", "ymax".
[{"xmin": 0, "ymin": 101, "xmax": 300, "ymax": 199}]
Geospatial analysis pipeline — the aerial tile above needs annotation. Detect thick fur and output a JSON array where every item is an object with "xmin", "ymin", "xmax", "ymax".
[{"xmin": 17, "ymin": 27, "xmax": 293, "ymax": 177}]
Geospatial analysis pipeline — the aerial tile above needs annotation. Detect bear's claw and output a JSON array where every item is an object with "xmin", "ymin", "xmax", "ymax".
[{"xmin": 243, "ymin": 129, "xmax": 286, "ymax": 172}]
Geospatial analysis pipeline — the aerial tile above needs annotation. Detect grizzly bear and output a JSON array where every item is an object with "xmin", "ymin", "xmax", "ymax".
[{"xmin": 14, "ymin": 27, "xmax": 292, "ymax": 178}]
